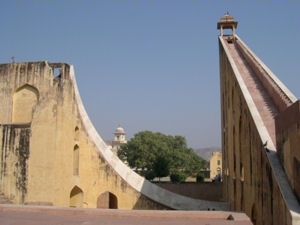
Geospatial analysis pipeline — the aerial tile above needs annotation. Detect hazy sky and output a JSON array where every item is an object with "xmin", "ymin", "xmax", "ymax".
[{"xmin": 0, "ymin": 0, "xmax": 299, "ymax": 149}]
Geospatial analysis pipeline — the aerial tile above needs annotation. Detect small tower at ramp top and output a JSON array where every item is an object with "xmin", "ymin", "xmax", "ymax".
[{"xmin": 217, "ymin": 13, "xmax": 238, "ymax": 36}]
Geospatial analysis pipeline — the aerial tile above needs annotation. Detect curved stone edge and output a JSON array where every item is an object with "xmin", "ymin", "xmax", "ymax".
[
  {"xmin": 219, "ymin": 36, "xmax": 276, "ymax": 150},
  {"xmin": 235, "ymin": 34, "xmax": 297, "ymax": 104},
  {"xmin": 69, "ymin": 66, "xmax": 228, "ymax": 211},
  {"xmin": 220, "ymin": 36, "xmax": 300, "ymax": 223}
]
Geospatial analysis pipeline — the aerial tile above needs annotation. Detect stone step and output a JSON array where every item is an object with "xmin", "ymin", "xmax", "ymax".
[{"xmin": 225, "ymin": 40, "xmax": 279, "ymax": 145}]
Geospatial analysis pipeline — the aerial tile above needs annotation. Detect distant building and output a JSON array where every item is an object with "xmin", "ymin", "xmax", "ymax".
[
  {"xmin": 209, "ymin": 152, "xmax": 222, "ymax": 180},
  {"xmin": 105, "ymin": 125, "xmax": 127, "ymax": 154}
]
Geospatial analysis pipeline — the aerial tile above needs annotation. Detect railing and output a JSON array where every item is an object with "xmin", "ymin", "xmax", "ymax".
[{"xmin": 235, "ymin": 38, "xmax": 294, "ymax": 113}]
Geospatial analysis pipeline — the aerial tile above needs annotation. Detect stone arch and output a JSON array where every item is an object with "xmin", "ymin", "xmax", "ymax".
[
  {"xmin": 69, "ymin": 186, "xmax": 83, "ymax": 207},
  {"xmin": 73, "ymin": 145, "xmax": 79, "ymax": 176},
  {"xmin": 12, "ymin": 84, "xmax": 39, "ymax": 123},
  {"xmin": 97, "ymin": 191, "xmax": 118, "ymax": 209},
  {"xmin": 251, "ymin": 204, "xmax": 258, "ymax": 225},
  {"xmin": 75, "ymin": 126, "xmax": 79, "ymax": 141}
]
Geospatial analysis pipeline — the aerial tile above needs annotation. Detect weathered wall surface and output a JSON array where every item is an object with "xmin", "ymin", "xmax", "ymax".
[
  {"xmin": 276, "ymin": 100, "xmax": 300, "ymax": 202},
  {"xmin": 0, "ymin": 62, "xmax": 228, "ymax": 211},
  {"xmin": 0, "ymin": 62, "xmax": 167, "ymax": 209},
  {"xmin": 219, "ymin": 37, "xmax": 300, "ymax": 225},
  {"xmin": 0, "ymin": 124, "xmax": 30, "ymax": 204},
  {"xmin": 157, "ymin": 182, "xmax": 224, "ymax": 202}
]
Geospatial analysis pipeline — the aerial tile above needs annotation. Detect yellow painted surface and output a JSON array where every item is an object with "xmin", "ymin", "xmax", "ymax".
[
  {"xmin": 209, "ymin": 152, "xmax": 222, "ymax": 180},
  {"xmin": 12, "ymin": 85, "xmax": 39, "ymax": 123},
  {"xmin": 0, "ymin": 62, "xmax": 167, "ymax": 210}
]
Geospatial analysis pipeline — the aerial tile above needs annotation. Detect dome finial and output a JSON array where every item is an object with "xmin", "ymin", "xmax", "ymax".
[{"xmin": 114, "ymin": 125, "xmax": 125, "ymax": 134}]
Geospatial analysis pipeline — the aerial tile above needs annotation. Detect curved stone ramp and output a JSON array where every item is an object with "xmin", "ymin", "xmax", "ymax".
[{"xmin": 69, "ymin": 66, "xmax": 228, "ymax": 211}]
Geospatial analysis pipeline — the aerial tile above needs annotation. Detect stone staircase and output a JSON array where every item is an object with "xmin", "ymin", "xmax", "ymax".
[{"xmin": 225, "ymin": 39, "xmax": 279, "ymax": 145}]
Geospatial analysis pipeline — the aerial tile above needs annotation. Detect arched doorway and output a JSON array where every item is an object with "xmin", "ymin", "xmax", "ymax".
[
  {"xmin": 69, "ymin": 186, "xmax": 83, "ymax": 207},
  {"xmin": 251, "ymin": 204, "xmax": 258, "ymax": 225},
  {"xmin": 12, "ymin": 84, "xmax": 39, "ymax": 123},
  {"xmin": 97, "ymin": 191, "xmax": 118, "ymax": 209}
]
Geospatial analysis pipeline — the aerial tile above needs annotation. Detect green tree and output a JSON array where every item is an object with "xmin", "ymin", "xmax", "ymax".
[
  {"xmin": 153, "ymin": 156, "xmax": 170, "ymax": 182},
  {"xmin": 145, "ymin": 170, "xmax": 156, "ymax": 181},
  {"xmin": 118, "ymin": 131, "xmax": 206, "ymax": 179},
  {"xmin": 170, "ymin": 173, "xmax": 187, "ymax": 183}
]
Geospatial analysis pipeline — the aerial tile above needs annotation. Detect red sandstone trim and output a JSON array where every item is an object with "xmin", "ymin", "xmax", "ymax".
[{"xmin": 235, "ymin": 38, "xmax": 293, "ymax": 112}]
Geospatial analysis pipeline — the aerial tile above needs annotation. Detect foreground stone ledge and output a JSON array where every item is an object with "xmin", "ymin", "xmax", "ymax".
[{"xmin": 0, "ymin": 204, "xmax": 252, "ymax": 225}]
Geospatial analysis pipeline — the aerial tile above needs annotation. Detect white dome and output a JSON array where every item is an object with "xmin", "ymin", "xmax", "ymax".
[{"xmin": 114, "ymin": 125, "xmax": 125, "ymax": 134}]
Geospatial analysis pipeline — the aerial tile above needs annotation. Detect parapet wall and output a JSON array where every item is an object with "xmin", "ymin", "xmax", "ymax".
[
  {"xmin": 156, "ymin": 182, "xmax": 224, "ymax": 202},
  {"xmin": 235, "ymin": 38, "xmax": 295, "ymax": 113}
]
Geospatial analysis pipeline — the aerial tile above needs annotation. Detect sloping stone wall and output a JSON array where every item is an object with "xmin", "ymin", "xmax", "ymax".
[
  {"xmin": 219, "ymin": 36, "xmax": 300, "ymax": 225},
  {"xmin": 276, "ymin": 100, "xmax": 300, "ymax": 202}
]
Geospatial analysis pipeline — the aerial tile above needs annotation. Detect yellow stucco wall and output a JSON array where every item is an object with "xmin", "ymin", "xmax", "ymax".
[
  {"xmin": 0, "ymin": 62, "xmax": 168, "ymax": 210},
  {"xmin": 209, "ymin": 152, "xmax": 222, "ymax": 179},
  {"xmin": 0, "ymin": 124, "xmax": 30, "ymax": 203},
  {"xmin": 12, "ymin": 85, "xmax": 39, "ymax": 123}
]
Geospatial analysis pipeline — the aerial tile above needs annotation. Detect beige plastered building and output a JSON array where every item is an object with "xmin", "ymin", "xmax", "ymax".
[
  {"xmin": 105, "ymin": 125, "xmax": 127, "ymax": 155},
  {"xmin": 209, "ymin": 152, "xmax": 222, "ymax": 180}
]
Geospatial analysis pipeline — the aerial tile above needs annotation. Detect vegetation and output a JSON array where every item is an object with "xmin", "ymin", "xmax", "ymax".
[
  {"xmin": 170, "ymin": 173, "xmax": 187, "ymax": 183},
  {"xmin": 118, "ymin": 131, "xmax": 207, "ymax": 181},
  {"xmin": 153, "ymin": 155, "xmax": 170, "ymax": 181},
  {"xmin": 196, "ymin": 173, "xmax": 205, "ymax": 183}
]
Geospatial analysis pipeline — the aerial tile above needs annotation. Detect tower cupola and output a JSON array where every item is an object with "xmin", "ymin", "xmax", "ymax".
[
  {"xmin": 217, "ymin": 13, "xmax": 238, "ymax": 36},
  {"xmin": 114, "ymin": 125, "xmax": 126, "ymax": 142}
]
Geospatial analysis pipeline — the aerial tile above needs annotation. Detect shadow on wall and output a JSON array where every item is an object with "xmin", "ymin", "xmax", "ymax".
[
  {"xmin": 156, "ymin": 182, "xmax": 224, "ymax": 202},
  {"xmin": 132, "ymin": 180, "xmax": 228, "ymax": 210},
  {"xmin": 251, "ymin": 204, "xmax": 258, "ymax": 225},
  {"xmin": 132, "ymin": 194, "xmax": 171, "ymax": 210}
]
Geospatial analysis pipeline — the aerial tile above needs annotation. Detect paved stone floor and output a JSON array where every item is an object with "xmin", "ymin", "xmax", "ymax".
[{"xmin": 0, "ymin": 204, "xmax": 252, "ymax": 225}]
